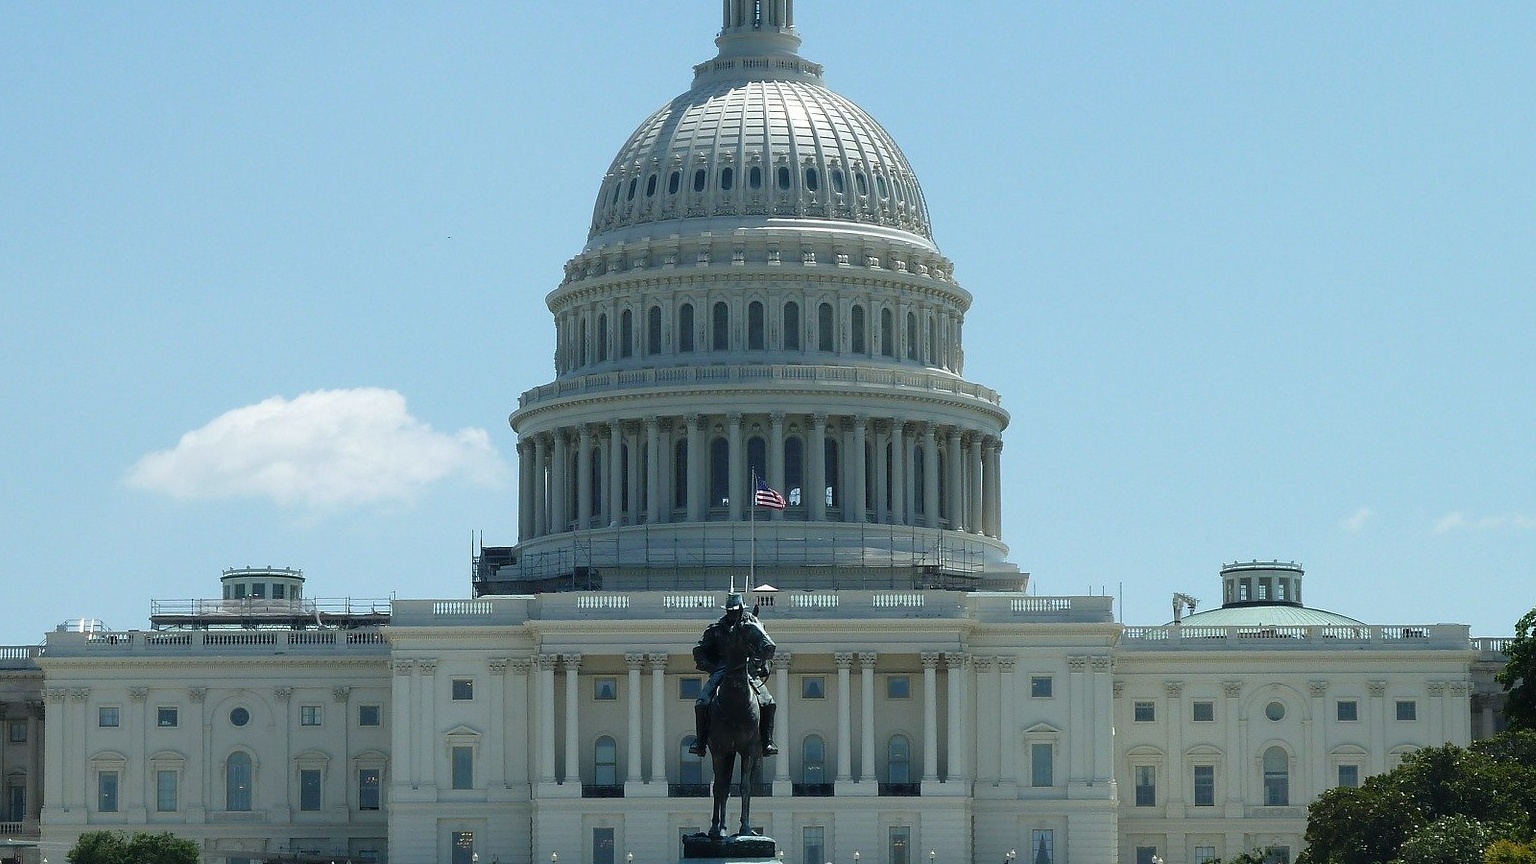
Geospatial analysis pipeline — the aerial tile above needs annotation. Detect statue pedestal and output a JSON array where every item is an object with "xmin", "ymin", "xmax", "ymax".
[{"xmin": 681, "ymin": 833, "xmax": 777, "ymax": 861}]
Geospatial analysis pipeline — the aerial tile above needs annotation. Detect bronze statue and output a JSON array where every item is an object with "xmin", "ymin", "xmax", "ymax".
[{"xmin": 691, "ymin": 592, "xmax": 776, "ymax": 837}]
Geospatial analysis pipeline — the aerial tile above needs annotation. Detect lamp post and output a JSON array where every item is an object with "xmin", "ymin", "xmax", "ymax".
[
  {"xmin": 929, "ymin": 852, "xmax": 936, "ymax": 864},
  {"xmin": 627, "ymin": 854, "xmax": 633, "ymax": 864},
  {"xmin": 854, "ymin": 853, "xmax": 861, "ymax": 864},
  {"xmin": 1005, "ymin": 850, "xmax": 1016, "ymax": 864},
  {"xmin": 552, "ymin": 854, "xmax": 559, "ymax": 864},
  {"xmin": 474, "ymin": 855, "xmax": 480, "ymax": 864}
]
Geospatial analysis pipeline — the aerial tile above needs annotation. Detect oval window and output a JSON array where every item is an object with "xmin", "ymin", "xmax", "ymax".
[
  {"xmin": 831, "ymin": 169, "xmax": 845, "ymax": 193},
  {"xmin": 855, "ymin": 172, "xmax": 868, "ymax": 195},
  {"xmin": 749, "ymin": 166, "xmax": 762, "ymax": 189},
  {"xmin": 694, "ymin": 168, "xmax": 707, "ymax": 193},
  {"xmin": 645, "ymin": 174, "xmax": 658, "ymax": 197},
  {"xmin": 720, "ymin": 167, "xmax": 734, "ymax": 191},
  {"xmin": 668, "ymin": 171, "xmax": 681, "ymax": 195},
  {"xmin": 626, "ymin": 177, "xmax": 637, "ymax": 201},
  {"xmin": 805, "ymin": 167, "xmax": 819, "ymax": 191},
  {"xmin": 777, "ymin": 166, "xmax": 792, "ymax": 190},
  {"xmin": 876, "ymin": 174, "xmax": 888, "ymax": 198},
  {"xmin": 1265, "ymin": 701, "xmax": 1285, "ymax": 721},
  {"xmin": 230, "ymin": 707, "xmax": 250, "ymax": 727}
]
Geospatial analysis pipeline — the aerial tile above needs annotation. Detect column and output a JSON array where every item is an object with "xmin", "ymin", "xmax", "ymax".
[
  {"xmin": 873, "ymin": 422, "xmax": 889, "ymax": 524},
  {"xmin": 41, "ymin": 691, "xmax": 64, "ymax": 817},
  {"xmin": 603, "ymin": 424, "xmax": 618, "ymax": 525},
  {"xmin": 538, "ymin": 655, "xmax": 559, "ymax": 783},
  {"xmin": 688, "ymin": 415, "xmax": 706, "ymax": 521},
  {"xmin": 626, "ymin": 654, "xmax": 645, "ymax": 783},
  {"xmin": 922, "ymin": 424, "xmax": 940, "ymax": 528},
  {"xmin": 809, "ymin": 414, "xmax": 828, "ymax": 521},
  {"xmin": 486, "ymin": 662, "xmax": 507, "ymax": 789},
  {"xmin": 1067, "ymin": 657, "xmax": 1087, "ymax": 785},
  {"xmin": 534, "ymin": 435, "xmax": 549, "ymax": 536},
  {"xmin": 649, "ymin": 654, "xmax": 668, "ymax": 784},
  {"xmin": 1480, "ymin": 693, "xmax": 1495, "ymax": 739},
  {"xmin": 728, "ymin": 413, "xmax": 744, "ymax": 521},
  {"xmin": 769, "ymin": 413, "xmax": 785, "ymax": 521},
  {"xmin": 968, "ymin": 435, "xmax": 984, "ymax": 535},
  {"xmin": 921, "ymin": 653, "xmax": 940, "ymax": 783},
  {"xmin": 946, "ymin": 427, "xmax": 964, "ymax": 530},
  {"xmin": 626, "ymin": 424, "xmax": 641, "ymax": 525},
  {"xmin": 999, "ymin": 656, "xmax": 1017, "ymax": 783},
  {"xmin": 563, "ymin": 655, "xmax": 582, "ymax": 784},
  {"xmin": 1308, "ymin": 680, "xmax": 1328, "ymax": 797},
  {"xmin": 988, "ymin": 440, "xmax": 1004, "ymax": 537},
  {"xmin": 1223, "ymin": 681, "xmax": 1244, "ymax": 805},
  {"xmin": 972, "ymin": 657, "xmax": 995, "ymax": 783},
  {"xmin": 645, "ymin": 418, "xmax": 662, "ymax": 524},
  {"xmin": 859, "ymin": 652, "xmax": 877, "ymax": 783},
  {"xmin": 577, "ymin": 426, "xmax": 593, "ymax": 529},
  {"xmin": 1164, "ymin": 681, "xmax": 1184, "ymax": 811},
  {"xmin": 551, "ymin": 431, "xmax": 568, "ymax": 533},
  {"xmin": 1368, "ymin": 680, "xmax": 1386, "ymax": 775},
  {"xmin": 1091, "ymin": 656, "xmax": 1112, "ymax": 784},
  {"xmin": 850, "ymin": 416, "xmax": 868, "ymax": 522},
  {"xmin": 417, "ymin": 662, "xmax": 437, "ymax": 788},
  {"xmin": 835, "ymin": 653, "xmax": 853, "ymax": 782},
  {"xmin": 890, "ymin": 421, "xmax": 906, "ymax": 525},
  {"xmin": 944, "ymin": 653, "xmax": 967, "ymax": 783},
  {"xmin": 774, "ymin": 652, "xmax": 792, "ymax": 783},
  {"xmin": 518, "ymin": 439, "xmax": 534, "ymax": 541}
]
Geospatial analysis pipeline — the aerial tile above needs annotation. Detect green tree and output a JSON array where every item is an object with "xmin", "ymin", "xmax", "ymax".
[
  {"xmin": 67, "ymin": 831, "xmax": 199, "ymax": 864},
  {"xmin": 1498, "ymin": 607, "xmax": 1536, "ymax": 732},
  {"xmin": 1395, "ymin": 815, "xmax": 1497, "ymax": 864},
  {"xmin": 1486, "ymin": 840, "xmax": 1536, "ymax": 864}
]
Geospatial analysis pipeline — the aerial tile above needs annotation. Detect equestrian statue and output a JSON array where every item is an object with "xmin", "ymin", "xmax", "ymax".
[{"xmin": 691, "ymin": 591, "xmax": 777, "ymax": 839}]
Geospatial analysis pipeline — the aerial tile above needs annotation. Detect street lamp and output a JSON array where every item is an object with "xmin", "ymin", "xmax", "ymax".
[
  {"xmin": 552, "ymin": 854, "xmax": 559, "ymax": 864},
  {"xmin": 1005, "ymin": 850, "xmax": 1016, "ymax": 864},
  {"xmin": 627, "ymin": 853, "xmax": 634, "ymax": 864},
  {"xmin": 854, "ymin": 853, "xmax": 861, "ymax": 864},
  {"xmin": 929, "ymin": 852, "xmax": 936, "ymax": 864},
  {"xmin": 473, "ymin": 855, "xmax": 480, "ymax": 864},
  {"xmin": 777, "ymin": 853, "xmax": 785, "ymax": 863}
]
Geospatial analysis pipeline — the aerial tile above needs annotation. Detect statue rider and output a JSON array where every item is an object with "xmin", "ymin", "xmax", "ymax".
[{"xmin": 689, "ymin": 592, "xmax": 778, "ymax": 757}]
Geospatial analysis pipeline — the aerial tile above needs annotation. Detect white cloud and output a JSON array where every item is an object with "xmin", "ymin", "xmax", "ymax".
[
  {"xmin": 1433, "ymin": 511, "xmax": 1536, "ymax": 535},
  {"xmin": 126, "ymin": 388, "xmax": 504, "ymax": 508},
  {"xmin": 1341, "ymin": 507, "xmax": 1372, "ymax": 533}
]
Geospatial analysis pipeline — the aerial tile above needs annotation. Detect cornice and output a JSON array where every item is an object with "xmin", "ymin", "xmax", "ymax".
[{"xmin": 549, "ymin": 266, "xmax": 970, "ymax": 313}]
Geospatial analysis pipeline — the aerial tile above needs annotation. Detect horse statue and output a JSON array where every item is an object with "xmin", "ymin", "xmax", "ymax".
[{"xmin": 706, "ymin": 613, "xmax": 773, "ymax": 838}]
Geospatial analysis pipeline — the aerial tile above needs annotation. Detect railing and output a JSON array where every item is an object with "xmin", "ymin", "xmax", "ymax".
[
  {"xmin": 1120, "ymin": 623, "xmax": 1470, "ymax": 648},
  {"xmin": 872, "ymin": 593, "xmax": 924, "ymax": 608},
  {"xmin": 669, "ymin": 783, "xmax": 710, "ymax": 798},
  {"xmin": 576, "ymin": 595, "xmax": 630, "ymax": 609},
  {"xmin": 878, "ymin": 782, "xmax": 921, "ymax": 797},
  {"xmin": 790, "ymin": 594, "xmax": 840, "ymax": 608},
  {"xmin": 1012, "ymin": 597, "xmax": 1073, "ymax": 613},
  {"xmin": 581, "ymin": 784, "xmax": 625, "ymax": 798},
  {"xmin": 150, "ymin": 597, "xmax": 391, "ymax": 617},
  {"xmin": 1475, "ymin": 637, "xmax": 1512, "ymax": 654},
  {"xmin": 0, "ymin": 646, "xmax": 42, "ymax": 661},
  {"xmin": 57, "ymin": 629, "xmax": 389, "ymax": 655},
  {"xmin": 431, "ymin": 600, "xmax": 494, "ymax": 616}
]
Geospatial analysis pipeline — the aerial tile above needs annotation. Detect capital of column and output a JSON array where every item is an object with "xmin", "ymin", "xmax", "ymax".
[
  {"xmin": 1112, "ymin": 681, "xmax": 1125, "ymax": 697},
  {"xmin": 694, "ymin": 414, "xmax": 709, "ymax": 431},
  {"xmin": 1308, "ymin": 680, "xmax": 1329, "ymax": 698},
  {"xmin": 644, "ymin": 416, "xmax": 658, "ymax": 431},
  {"xmin": 920, "ymin": 652, "xmax": 941, "ymax": 669},
  {"xmin": 1067, "ymin": 655, "xmax": 1087, "ymax": 673},
  {"xmin": 510, "ymin": 658, "xmax": 534, "ymax": 674},
  {"xmin": 274, "ymin": 687, "xmax": 293, "ymax": 701},
  {"xmin": 833, "ymin": 652, "xmax": 854, "ymax": 669},
  {"xmin": 419, "ymin": 660, "xmax": 438, "ymax": 675},
  {"xmin": 625, "ymin": 653, "xmax": 647, "ymax": 671},
  {"xmin": 770, "ymin": 411, "xmax": 785, "ymax": 425},
  {"xmin": 187, "ymin": 687, "xmax": 205, "ymax": 703},
  {"xmin": 1090, "ymin": 656, "xmax": 1112, "ymax": 673},
  {"xmin": 1428, "ymin": 681, "xmax": 1447, "ymax": 697},
  {"xmin": 943, "ymin": 652, "xmax": 968, "ymax": 670},
  {"xmin": 489, "ymin": 658, "xmax": 510, "ymax": 675},
  {"xmin": 857, "ymin": 652, "xmax": 878, "ymax": 669},
  {"xmin": 563, "ymin": 654, "xmax": 583, "ymax": 670},
  {"xmin": 393, "ymin": 659, "xmax": 414, "ymax": 676},
  {"xmin": 126, "ymin": 687, "xmax": 147, "ymax": 702},
  {"xmin": 997, "ymin": 655, "xmax": 1017, "ymax": 673},
  {"xmin": 332, "ymin": 686, "xmax": 353, "ymax": 702},
  {"xmin": 773, "ymin": 651, "xmax": 791, "ymax": 669},
  {"xmin": 1164, "ymin": 681, "xmax": 1183, "ymax": 698},
  {"xmin": 646, "ymin": 652, "xmax": 669, "ymax": 669},
  {"xmin": 537, "ymin": 654, "xmax": 562, "ymax": 671},
  {"xmin": 853, "ymin": 415, "xmax": 868, "ymax": 433},
  {"xmin": 728, "ymin": 412, "xmax": 742, "ymax": 426},
  {"xmin": 972, "ymin": 656, "xmax": 993, "ymax": 672},
  {"xmin": 813, "ymin": 413, "xmax": 828, "ymax": 429},
  {"xmin": 1367, "ymin": 680, "xmax": 1387, "ymax": 698},
  {"xmin": 1223, "ymin": 680, "xmax": 1244, "ymax": 699}
]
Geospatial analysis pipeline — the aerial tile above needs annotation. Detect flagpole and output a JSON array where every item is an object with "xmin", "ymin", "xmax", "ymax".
[{"xmin": 749, "ymin": 469, "xmax": 756, "ymax": 592}]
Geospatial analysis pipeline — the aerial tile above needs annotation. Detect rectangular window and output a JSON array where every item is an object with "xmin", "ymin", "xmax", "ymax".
[
  {"xmin": 358, "ymin": 705, "xmax": 381, "ymax": 727},
  {"xmin": 1134, "ymin": 701, "xmax": 1156, "ymax": 722},
  {"xmin": 158, "ymin": 707, "xmax": 179, "ymax": 727},
  {"xmin": 594, "ymin": 677, "xmax": 618, "ymax": 700},
  {"xmin": 1134, "ymin": 765, "xmax": 1156, "ymax": 806},
  {"xmin": 593, "ymin": 827, "xmax": 615, "ymax": 864},
  {"xmin": 98, "ymin": 770, "xmax": 119, "ymax": 812},
  {"xmin": 802, "ymin": 676, "xmax": 826, "ymax": 699},
  {"xmin": 155, "ymin": 770, "xmax": 177, "ymax": 812},
  {"xmin": 802, "ymin": 826, "xmax": 825, "ymax": 864},
  {"xmin": 272, "ymin": 583, "xmax": 286, "ymax": 599},
  {"xmin": 1263, "ymin": 848, "xmax": 1291, "ymax": 864},
  {"xmin": 1030, "ymin": 742, "xmax": 1053, "ymax": 787},
  {"xmin": 1193, "ymin": 765, "xmax": 1215, "ymax": 806},
  {"xmin": 1396, "ymin": 700, "xmax": 1417, "ymax": 721},
  {"xmin": 451, "ymin": 746, "xmax": 474, "ymax": 789},
  {"xmin": 1337, "ymin": 700, "xmax": 1359, "ymax": 722},
  {"xmin": 299, "ymin": 769, "xmax": 322, "ymax": 811},
  {"xmin": 1337, "ymin": 764, "xmax": 1360, "ymax": 788},
  {"xmin": 358, "ymin": 768, "xmax": 381, "ymax": 810},
  {"xmin": 888, "ymin": 826, "xmax": 910, "ymax": 864},
  {"xmin": 1030, "ymin": 830, "xmax": 1053, "ymax": 864},
  {"xmin": 1195, "ymin": 846, "xmax": 1217, "ymax": 864},
  {"xmin": 886, "ymin": 676, "xmax": 910, "ymax": 699},
  {"xmin": 452, "ymin": 832, "xmax": 475, "ymax": 864},
  {"xmin": 1136, "ymin": 847, "xmax": 1158, "ymax": 864},
  {"xmin": 452, "ymin": 678, "xmax": 474, "ymax": 701},
  {"xmin": 680, "ymin": 677, "xmax": 702, "ymax": 700},
  {"xmin": 7, "ymin": 721, "xmax": 26, "ymax": 743},
  {"xmin": 1193, "ymin": 700, "xmax": 1214, "ymax": 722},
  {"xmin": 251, "ymin": 583, "xmax": 266, "ymax": 599},
  {"xmin": 300, "ymin": 705, "xmax": 322, "ymax": 726},
  {"xmin": 98, "ymin": 706, "xmax": 120, "ymax": 728},
  {"xmin": 7, "ymin": 785, "xmax": 25, "ymax": 821},
  {"xmin": 1031, "ymin": 675, "xmax": 1053, "ymax": 698}
]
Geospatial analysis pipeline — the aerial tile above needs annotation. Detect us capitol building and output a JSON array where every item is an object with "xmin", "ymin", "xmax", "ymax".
[{"xmin": 5, "ymin": 4, "xmax": 1512, "ymax": 864}]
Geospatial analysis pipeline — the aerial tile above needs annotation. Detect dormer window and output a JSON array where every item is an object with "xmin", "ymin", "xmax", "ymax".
[
  {"xmin": 669, "ymin": 171, "xmax": 681, "ymax": 194},
  {"xmin": 693, "ymin": 169, "xmax": 707, "ymax": 193},
  {"xmin": 720, "ymin": 167, "xmax": 734, "ymax": 191},
  {"xmin": 805, "ymin": 167, "xmax": 819, "ymax": 191},
  {"xmin": 831, "ymin": 169, "xmax": 845, "ymax": 193},
  {"xmin": 777, "ymin": 166, "xmax": 791, "ymax": 190},
  {"xmin": 645, "ymin": 174, "xmax": 658, "ymax": 197},
  {"xmin": 749, "ymin": 166, "xmax": 762, "ymax": 189}
]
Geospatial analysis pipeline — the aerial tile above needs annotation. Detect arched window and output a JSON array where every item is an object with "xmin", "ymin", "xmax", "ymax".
[
  {"xmin": 693, "ymin": 168, "xmax": 708, "ymax": 193},
  {"xmin": 626, "ymin": 177, "xmax": 637, "ymax": 201},
  {"xmin": 802, "ymin": 735, "xmax": 826, "ymax": 785},
  {"xmin": 1263, "ymin": 746, "xmax": 1289, "ymax": 806},
  {"xmin": 818, "ymin": 303, "xmax": 835, "ymax": 352},
  {"xmin": 850, "ymin": 304, "xmax": 866, "ymax": 355},
  {"xmin": 645, "ymin": 174, "xmax": 657, "ymax": 197},
  {"xmin": 887, "ymin": 735, "xmax": 911, "ymax": 784},
  {"xmin": 906, "ymin": 312, "xmax": 918, "ymax": 360},
  {"xmin": 749, "ymin": 166, "xmax": 762, "ymax": 190},
  {"xmin": 876, "ymin": 173, "xmax": 889, "ymax": 198},
  {"xmin": 620, "ymin": 309, "xmax": 633, "ymax": 358},
  {"xmin": 783, "ymin": 301, "xmax": 801, "ymax": 350},
  {"xmin": 912, "ymin": 444, "xmax": 925, "ymax": 516},
  {"xmin": 596, "ymin": 314, "xmax": 608, "ymax": 363},
  {"xmin": 680, "ymin": 737, "xmax": 704, "ymax": 785},
  {"xmin": 713, "ymin": 302, "xmax": 730, "ymax": 351},
  {"xmin": 748, "ymin": 301, "xmax": 765, "ymax": 350},
  {"xmin": 668, "ymin": 171, "xmax": 681, "ymax": 195},
  {"xmin": 594, "ymin": 737, "xmax": 618, "ymax": 786},
  {"xmin": 928, "ymin": 317, "xmax": 937, "ymax": 365},
  {"xmin": 881, "ymin": 308, "xmax": 894, "ymax": 357},
  {"xmin": 747, "ymin": 436, "xmax": 767, "ymax": 486},
  {"xmin": 720, "ymin": 167, "xmax": 734, "ymax": 191},
  {"xmin": 679, "ymin": 304, "xmax": 695, "ymax": 353},
  {"xmin": 824, "ymin": 438, "xmax": 839, "ymax": 508},
  {"xmin": 710, "ymin": 437, "xmax": 730, "ymax": 507},
  {"xmin": 777, "ymin": 166, "xmax": 792, "ymax": 191},
  {"xmin": 580, "ymin": 319, "xmax": 589, "ymax": 366},
  {"xmin": 784, "ymin": 437, "xmax": 804, "ymax": 507},
  {"xmin": 855, "ymin": 172, "xmax": 868, "ymax": 196},
  {"xmin": 648, "ymin": 306, "xmax": 662, "ymax": 355},
  {"xmin": 805, "ymin": 166, "xmax": 819, "ymax": 192},
  {"xmin": 674, "ymin": 440, "xmax": 689, "ymax": 510},
  {"xmin": 226, "ymin": 752, "xmax": 252, "ymax": 811},
  {"xmin": 831, "ymin": 168, "xmax": 845, "ymax": 193}
]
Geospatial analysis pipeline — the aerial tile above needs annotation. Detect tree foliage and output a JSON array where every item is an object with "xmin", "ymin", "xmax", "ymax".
[
  {"xmin": 67, "ymin": 831, "xmax": 200, "ymax": 864},
  {"xmin": 1395, "ymin": 815, "xmax": 1497, "ymax": 864},
  {"xmin": 1486, "ymin": 840, "xmax": 1536, "ymax": 864},
  {"xmin": 1499, "ymin": 607, "xmax": 1536, "ymax": 732}
]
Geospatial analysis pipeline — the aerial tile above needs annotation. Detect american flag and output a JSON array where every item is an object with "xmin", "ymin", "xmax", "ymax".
[{"xmin": 753, "ymin": 477, "xmax": 787, "ymax": 510}]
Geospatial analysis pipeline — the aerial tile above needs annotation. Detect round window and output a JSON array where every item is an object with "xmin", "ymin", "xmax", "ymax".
[
  {"xmin": 1265, "ymin": 701, "xmax": 1286, "ymax": 721},
  {"xmin": 230, "ymin": 707, "xmax": 250, "ymax": 727}
]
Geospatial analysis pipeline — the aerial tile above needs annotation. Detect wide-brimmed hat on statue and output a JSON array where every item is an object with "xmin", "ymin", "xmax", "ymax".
[{"xmin": 723, "ymin": 592, "xmax": 745, "ymax": 610}]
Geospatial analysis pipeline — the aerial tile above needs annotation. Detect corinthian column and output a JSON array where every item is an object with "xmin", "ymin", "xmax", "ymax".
[
  {"xmin": 645, "ymin": 418, "xmax": 661, "ymax": 524},
  {"xmin": 921, "ymin": 652, "xmax": 940, "ymax": 782},
  {"xmin": 859, "ymin": 652, "xmax": 877, "ymax": 783},
  {"xmin": 850, "ymin": 416, "xmax": 868, "ymax": 522},
  {"xmin": 809, "ymin": 414, "xmax": 828, "ymax": 521},
  {"xmin": 577, "ymin": 426, "xmax": 594, "ymax": 530},
  {"xmin": 551, "ymin": 431, "xmax": 569, "ymax": 533},
  {"xmin": 688, "ymin": 415, "xmax": 706, "ymax": 521},
  {"xmin": 890, "ymin": 421, "xmax": 906, "ymax": 525},
  {"xmin": 626, "ymin": 654, "xmax": 644, "ymax": 783},
  {"xmin": 608, "ymin": 420, "xmax": 624, "ymax": 525},
  {"xmin": 835, "ymin": 652, "xmax": 852, "ymax": 782},
  {"xmin": 563, "ymin": 654, "xmax": 582, "ymax": 784},
  {"xmin": 518, "ymin": 439, "xmax": 534, "ymax": 541},
  {"xmin": 728, "ymin": 413, "xmax": 744, "ymax": 521},
  {"xmin": 922, "ymin": 424, "xmax": 939, "ymax": 528},
  {"xmin": 534, "ymin": 435, "xmax": 549, "ymax": 536},
  {"xmin": 769, "ymin": 413, "xmax": 785, "ymax": 521},
  {"xmin": 946, "ymin": 427, "xmax": 963, "ymax": 530}
]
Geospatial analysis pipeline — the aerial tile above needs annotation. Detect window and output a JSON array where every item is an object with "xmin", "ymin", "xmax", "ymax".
[
  {"xmin": 1030, "ymin": 830, "xmax": 1054, "ymax": 864},
  {"xmin": 1030, "ymin": 742, "xmax": 1053, "ymax": 787},
  {"xmin": 1136, "ymin": 847, "xmax": 1159, "ymax": 864},
  {"xmin": 831, "ymin": 168, "xmax": 845, "ymax": 192},
  {"xmin": 230, "ymin": 707, "xmax": 250, "ymax": 727},
  {"xmin": 802, "ymin": 826, "xmax": 825, "ymax": 864},
  {"xmin": 301, "ymin": 705, "xmax": 322, "ymax": 726},
  {"xmin": 226, "ymin": 752, "xmax": 253, "ymax": 811},
  {"xmin": 300, "ymin": 769, "xmax": 322, "ymax": 811},
  {"xmin": 98, "ymin": 706, "xmax": 120, "ymax": 728},
  {"xmin": 97, "ymin": 770, "xmax": 119, "ymax": 812},
  {"xmin": 272, "ymin": 583, "xmax": 286, "ymax": 599},
  {"xmin": 679, "ymin": 303, "xmax": 695, "ymax": 352},
  {"xmin": 155, "ymin": 770, "xmax": 177, "ymax": 812},
  {"xmin": 1337, "ymin": 764, "xmax": 1360, "ymax": 788},
  {"xmin": 802, "ymin": 676, "xmax": 825, "ymax": 699},
  {"xmin": 1396, "ymin": 700, "xmax": 1417, "ymax": 721},
  {"xmin": 802, "ymin": 735, "xmax": 826, "ymax": 784},
  {"xmin": 712, "ymin": 301, "xmax": 729, "ymax": 350},
  {"xmin": 881, "ymin": 308, "xmax": 894, "ymax": 357},
  {"xmin": 1134, "ymin": 701, "xmax": 1156, "ymax": 722},
  {"xmin": 594, "ymin": 677, "xmax": 618, "ymax": 701},
  {"xmin": 158, "ymin": 707, "xmax": 179, "ymax": 728},
  {"xmin": 720, "ymin": 166, "xmax": 734, "ymax": 191},
  {"xmin": 647, "ymin": 306, "xmax": 662, "ymax": 355},
  {"xmin": 886, "ymin": 676, "xmax": 910, "ymax": 699},
  {"xmin": 452, "ymin": 679, "xmax": 474, "ymax": 701},
  {"xmin": 680, "ymin": 737, "xmax": 704, "ymax": 784},
  {"xmin": 749, "ymin": 166, "xmax": 762, "ymax": 190},
  {"xmin": 693, "ymin": 168, "xmax": 707, "ymax": 193},
  {"xmin": 358, "ymin": 705, "xmax": 381, "ymax": 727},
  {"xmin": 1031, "ymin": 676, "xmax": 1053, "ymax": 698},
  {"xmin": 1263, "ymin": 848, "xmax": 1291, "ymax": 864},
  {"xmin": 451, "ymin": 746, "xmax": 473, "ymax": 789},
  {"xmin": 782, "ymin": 301, "xmax": 801, "ymax": 350},
  {"xmin": 1193, "ymin": 765, "xmax": 1215, "ymax": 806},
  {"xmin": 906, "ymin": 312, "xmax": 918, "ymax": 360},
  {"xmin": 710, "ymin": 436, "xmax": 729, "ymax": 506},
  {"xmin": 888, "ymin": 826, "xmax": 910, "ymax": 864},
  {"xmin": 620, "ymin": 309, "xmax": 633, "ymax": 358},
  {"xmin": 679, "ymin": 677, "xmax": 702, "ymax": 700},
  {"xmin": 453, "ymin": 831, "xmax": 476, "ymax": 864},
  {"xmin": 646, "ymin": 173, "xmax": 658, "ymax": 197},
  {"xmin": 1336, "ymin": 699, "xmax": 1359, "ymax": 721},
  {"xmin": 1194, "ymin": 847, "xmax": 1217, "ymax": 864},
  {"xmin": 748, "ymin": 301, "xmax": 765, "ymax": 350},
  {"xmin": 1265, "ymin": 701, "xmax": 1286, "ymax": 721},
  {"xmin": 1193, "ymin": 700, "xmax": 1214, "ymax": 722},
  {"xmin": 358, "ymin": 768, "xmax": 382, "ymax": 810},
  {"xmin": 7, "ymin": 721, "xmax": 26, "ymax": 743},
  {"xmin": 1134, "ymin": 765, "xmax": 1156, "ymax": 806},
  {"xmin": 1263, "ymin": 746, "xmax": 1289, "ymax": 806},
  {"xmin": 887, "ymin": 735, "xmax": 911, "ymax": 784},
  {"xmin": 593, "ymin": 827, "xmax": 616, "ymax": 864},
  {"xmin": 250, "ymin": 583, "xmax": 266, "ymax": 599},
  {"xmin": 5, "ymin": 784, "xmax": 23, "ymax": 822},
  {"xmin": 669, "ymin": 170, "xmax": 681, "ymax": 195},
  {"xmin": 817, "ymin": 303, "xmax": 835, "ymax": 352},
  {"xmin": 777, "ymin": 166, "xmax": 791, "ymax": 190},
  {"xmin": 594, "ymin": 736, "xmax": 618, "ymax": 785},
  {"xmin": 597, "ymin": 314, "xmax": 608, "ymax": 362},
  {"xmin": 805, "ymin": 166, "xmax": 820, "ymax": 192},
  {"xmin": 850, "ymin": 304, "xmax": 866, "ymax": 354}
]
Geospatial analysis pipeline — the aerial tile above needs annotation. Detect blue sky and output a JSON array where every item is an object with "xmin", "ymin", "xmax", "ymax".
[{"xmin": 3, "ymin": 2, "xmax": 1532, "ymax": 644}]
